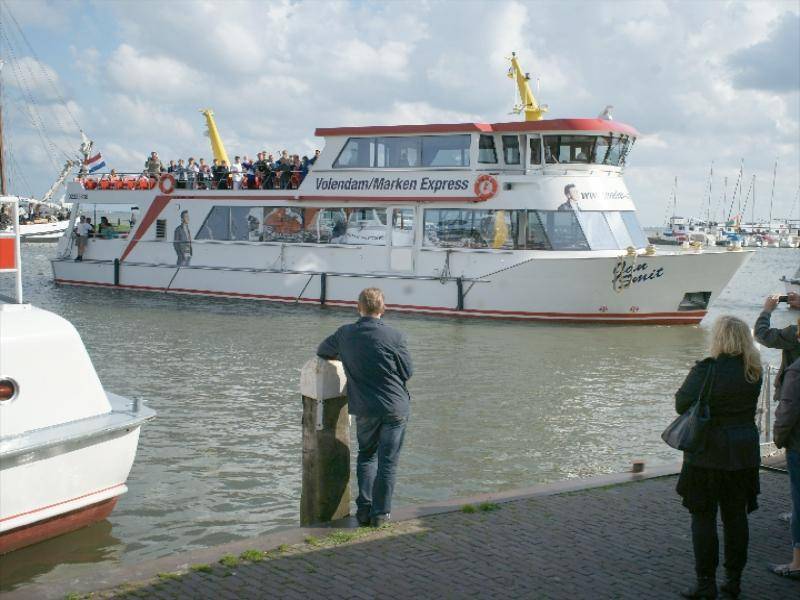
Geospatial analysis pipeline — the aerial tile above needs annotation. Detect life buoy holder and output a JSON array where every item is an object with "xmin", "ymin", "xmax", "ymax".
[
  {"xmin": 159, "ymin": 173, "xmax": 176, "ymax": 194},
  {"xmin": 474, "ymin": 174, "xmax": 499, "ymax": 201}
]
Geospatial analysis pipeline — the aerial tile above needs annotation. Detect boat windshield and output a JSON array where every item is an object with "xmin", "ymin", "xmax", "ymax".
[{"xmin": 543, "ymin": 134, "xmax": 631, "ymax": 166}]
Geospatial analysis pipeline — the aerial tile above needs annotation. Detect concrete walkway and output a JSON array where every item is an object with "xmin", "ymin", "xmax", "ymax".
[{"xmin": 14, "ymin": 466, "xmax": 798, "ymax": 600}]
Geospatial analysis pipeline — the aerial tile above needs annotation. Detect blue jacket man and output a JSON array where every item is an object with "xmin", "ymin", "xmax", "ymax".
[{"xmin": 317, "ymin": 288, "xmax": 413, "ymax": 526}]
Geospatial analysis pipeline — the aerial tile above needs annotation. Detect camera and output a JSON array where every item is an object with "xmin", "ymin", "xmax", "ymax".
[{"xmin": 778, "ymin": 295, "xmax": 789, "ymax": 303}]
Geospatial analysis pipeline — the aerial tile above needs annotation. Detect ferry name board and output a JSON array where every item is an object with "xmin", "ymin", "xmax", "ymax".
[{"xmin": 313, "ymin": 176, "xmax": 470, "ymax": 194}]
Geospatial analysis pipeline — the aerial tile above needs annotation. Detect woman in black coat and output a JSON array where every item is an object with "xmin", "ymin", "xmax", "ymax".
[{"xmin": 675, "ymin": 316, "xmax": 763, "ymax": 599}]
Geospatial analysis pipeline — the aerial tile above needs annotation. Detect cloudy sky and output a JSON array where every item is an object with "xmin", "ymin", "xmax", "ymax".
[{"xmin": 1, "ymin": 0, "xmax": 798, "ymax": 225}]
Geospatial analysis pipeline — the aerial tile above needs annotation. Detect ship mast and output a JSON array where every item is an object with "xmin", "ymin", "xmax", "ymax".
[
  {"xmin": 0, "ymin": 60, "xmax": 6, "ymax": 196},
  {"xmin": 200, "ymin": 108, "xmax": 230, "ymax": 165},
  {"xmin": 506, "ymin": 52, "xmax": 548, "ymax": 121}
]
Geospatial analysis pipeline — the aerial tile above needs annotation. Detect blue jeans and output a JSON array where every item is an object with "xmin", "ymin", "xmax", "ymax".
[
  {"xmin": 788, "ymin": 448, "xmax": 800, "ymax": 549},
  {"xmin": 355, "ymin": 414, "xmax": 407, "ymax": 517}
]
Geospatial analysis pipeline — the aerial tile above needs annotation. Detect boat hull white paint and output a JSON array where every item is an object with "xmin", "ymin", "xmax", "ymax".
[{"xmin": 52, "ymin": 248, "xmax": 752, "ymax": 324}]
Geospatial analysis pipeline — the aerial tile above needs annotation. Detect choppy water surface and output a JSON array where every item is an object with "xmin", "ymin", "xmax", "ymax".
[{"xmin": 0, "ymin": 245, "xmax": 796, "ymax": 588}]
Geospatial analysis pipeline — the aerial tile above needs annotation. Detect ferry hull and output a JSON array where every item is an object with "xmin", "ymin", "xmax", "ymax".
[{"xmin": 51, "ymin": 250, "xmax": 751, "ymax": 325}]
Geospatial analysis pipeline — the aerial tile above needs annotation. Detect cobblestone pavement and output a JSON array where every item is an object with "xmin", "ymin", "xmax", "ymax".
[{"xmin": 86, "ymin": 470, "xmax": 796, "ymax": 599}]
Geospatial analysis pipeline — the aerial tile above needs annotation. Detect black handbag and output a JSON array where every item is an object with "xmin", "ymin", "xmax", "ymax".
[{"xmin": 661, "ymin": 363, "xmax": 714, "ymax": 452}]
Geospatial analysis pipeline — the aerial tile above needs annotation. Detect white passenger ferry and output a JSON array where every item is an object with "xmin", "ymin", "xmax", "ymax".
[{"xmin": 50, "ymin": 116, "xmax": 752, "ymax": 325}]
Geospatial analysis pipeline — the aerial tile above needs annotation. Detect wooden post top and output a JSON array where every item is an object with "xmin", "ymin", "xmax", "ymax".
[{"xmin": 300, "ymin": 357, "xmax": 347, "ymax": 400}]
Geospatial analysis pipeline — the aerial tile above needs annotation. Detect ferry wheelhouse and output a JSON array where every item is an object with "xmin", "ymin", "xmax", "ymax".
[{"xmin": 52, "ymin": 119, "xmax": 751, "ymax": 324}]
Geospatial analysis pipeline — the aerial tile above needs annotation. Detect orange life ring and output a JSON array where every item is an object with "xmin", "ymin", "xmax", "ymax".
[
  {"xmin": 159, "ymin": 173, "xmax": 176, "ymax": 194},
  {"xmin": 474, "ymin": 174, "xmax": 499, "ymax": 201}
]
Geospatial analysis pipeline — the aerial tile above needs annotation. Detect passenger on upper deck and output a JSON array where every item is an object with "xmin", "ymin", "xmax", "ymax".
[
  {"xmin": 231, "ymin": 156, "xmax": 243, "ymax": 190},
  {"xmin": 145, "ymin": 152, "xmax": 163, "ymax": 176},
  {"xmin": 212, "ymin": 159, "xmax": 229, "ymax": 190}
]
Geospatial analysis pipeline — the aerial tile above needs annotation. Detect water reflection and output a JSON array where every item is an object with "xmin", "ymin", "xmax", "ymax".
[{"xmin": 0, "ymin": 521, "xmax": 120, "ymax": 591}]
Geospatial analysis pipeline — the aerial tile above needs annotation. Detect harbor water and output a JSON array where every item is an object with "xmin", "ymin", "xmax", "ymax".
[{"xmin": 0, "ymin": 245, "xmax": 796, "ymax": 589}]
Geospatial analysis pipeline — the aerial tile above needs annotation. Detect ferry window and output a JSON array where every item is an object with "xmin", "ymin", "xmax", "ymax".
[
  {"xmin": 230, "ymin": 207, "xmax": 255, "ymax": 241},
  {"xmin": 375, "ymin": 137, "xmax": 420, "ymax": 168},
  {"xmin": 502, "ymin": 135, "xmax": 521, "ymax": 165},
  {"xmin": 593, "ymin": 136, "xmax": 613, "ymax": 165},
  {"xmin": 526, "ymin": 211, "xmax": 552, "ymax": 249},
  {"xmin": 543, "ymin": 135, "xmax": 595, "ymax": 164},
  {"xmin": 333, "ymin": 138, "xmax": 374, "ymax": 168},
  {"xmin": 391, "ymin": 208, "xmax": 415, "ymax": 247},
  {"xmin": 603, "ymin": 211, "xmax": 634, "ymax": 248},
  {"xmin": 421, "ymin": 135, "xmax": 470, "ymax": 167},
  {"xmin": 529, "ymin": 136, "xmax": 542, "ymax": 165},
  {"xmin": 606, "ymin": 135, "xmax": 628, "ymax": 167},
  {"xmin": 575, "ymin": 211, "xmax": 617, "ymax": 250},
  {"xmin": 197, "ymin": 206, "xmax": 231, "ymax": 240},
  {"xmin": 327, "ymin": 208, "xmax": 386, "ymax": 245},
  {"xmin": 305, "ymin": 208, "xmax": 346, "ymax": 243},
  {"xmin": 423, "ymin": 209, "xmax": 517, "ymax": 249},
  {"xmin": 535, "ymin": 210, "xmax": 590, "ymax": 250},
  {"xmin": 620, "ymin": 211, "xmax": 648, "ymax": 247},
  {"xmin": 262, "ymin": 208, "xmax": 304, "ymax": 242},
  {"xmin": 478, "ymin": 135, "xmax": 498, "ymax": 164}
]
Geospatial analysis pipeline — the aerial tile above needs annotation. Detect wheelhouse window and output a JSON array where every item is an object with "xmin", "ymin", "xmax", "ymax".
[
  {"xmin": 478, "ymin": 135, "xmax": 498, "ymax": 164},
  {"xmin": 375, "ymin": 137, "xmax": 420, "ymax": 168},
  {"xmin": 423, "ymin": 209, "xmax": 516, "ymax": 249},
  {"xmin": 333, "ymin": 138, "xmax": 374, "ymax": 168},
  {"xmin": 502, "ymin": 135, "xmax": 521, "ymax": 165},
  {"xmin": 421, "ymin": 135, "xmax": 470, "ymax": 167},
  {"xmin": 542, "ymin": 134, "xmax": 632, "ymax": 166},
  {"xmin": 529, "ymin": 136, "xmax": 542, "ymax": 165},
  {"xmin": 334, "ymin": 135, "xmax": 470, "ymax": 168}
]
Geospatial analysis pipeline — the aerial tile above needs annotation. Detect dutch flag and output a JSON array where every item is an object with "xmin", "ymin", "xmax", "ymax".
[{"xmin": 84, "ymin": 152, "xmax": 106, "ymax": 174}]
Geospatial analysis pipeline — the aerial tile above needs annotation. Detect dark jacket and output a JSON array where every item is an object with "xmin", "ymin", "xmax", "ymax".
[
  {"xmin": 317, "ymin": 317, "xmax": 413, "ymax": 417},
  {"xmin": 675, "ymin": 355, "xmax": 762, "ymax": 470},
  {"xmin": 754, "ymin": 310, "xmax": 800, "ymax": 397},
  {"xmin": 774, "ymin": 357, "xmax": 800, "ymax": 451}
]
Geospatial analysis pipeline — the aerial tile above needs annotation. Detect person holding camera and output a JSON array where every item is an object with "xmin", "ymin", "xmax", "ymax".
[
  {"xmin": 754, "ymin": 293, "xmax": 800, "ymax": 400},
  {"xmin": 770, "ymin": 356, "xmax": 800, "ymax": 580}
]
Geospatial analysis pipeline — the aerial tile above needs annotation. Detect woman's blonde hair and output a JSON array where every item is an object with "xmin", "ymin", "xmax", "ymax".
[{"xmin": 709, "ymin": 315, "xmax": 762, "ymax": 383}]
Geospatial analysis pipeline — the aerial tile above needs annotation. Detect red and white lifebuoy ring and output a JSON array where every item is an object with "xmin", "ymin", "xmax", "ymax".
[
  {"xmin": 159, "ymin": 173, "xmax": 176, "ymax": 194},
  {"xmin": 474, "ymin": 174, "xmax": 499, "ymax": 201}
]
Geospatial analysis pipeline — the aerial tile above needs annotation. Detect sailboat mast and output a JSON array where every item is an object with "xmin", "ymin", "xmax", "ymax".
[{"xmin": 768, "ymin": 158, "xmax": 777, "ymax": 225}]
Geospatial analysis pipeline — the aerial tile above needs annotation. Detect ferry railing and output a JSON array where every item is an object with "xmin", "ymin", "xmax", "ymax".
[
  {"xmin": 0, "ymin": 197, "xmax": 23, "ymax": 303},
  {"xmin": 74, "ymin": 169, "xmax": 308, "ymax": 192}
]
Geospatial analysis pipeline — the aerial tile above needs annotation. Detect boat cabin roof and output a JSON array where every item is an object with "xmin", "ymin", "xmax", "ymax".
[{"xmin": 315, "ymin": 118, "xmax": 639, "ymax": 138}]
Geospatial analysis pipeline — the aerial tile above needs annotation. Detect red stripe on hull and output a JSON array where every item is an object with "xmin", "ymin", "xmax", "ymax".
[
  {"xmin": 54, "ymin": 278, "xmax": 705, "ymax": 324},
  {"xmin": 0, "ymin": 497, "xmax": 118, "ymax": 555}
]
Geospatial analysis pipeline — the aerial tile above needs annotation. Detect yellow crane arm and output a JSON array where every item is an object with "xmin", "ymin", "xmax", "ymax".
[
  {"xmin": 507, "ymin": 52, "xmax": 547, "ymax": 121},
  {"xmin": 199, "ymin": 108, "xmax": 230, "ymax": 165}
]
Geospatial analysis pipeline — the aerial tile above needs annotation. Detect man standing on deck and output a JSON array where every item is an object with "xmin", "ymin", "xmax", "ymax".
[
  {"xmin": 755, "ymin": 293, "xmax": 800, "ymax": 400},
  {"xmin": 317, "ymin": 288, "xmax": 413, "ymax": 527}
]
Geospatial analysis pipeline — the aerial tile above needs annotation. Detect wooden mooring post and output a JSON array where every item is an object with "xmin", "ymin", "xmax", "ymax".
[{"xmin": 299, "ymin": 357, "xmax": 351, "ymax": 526}]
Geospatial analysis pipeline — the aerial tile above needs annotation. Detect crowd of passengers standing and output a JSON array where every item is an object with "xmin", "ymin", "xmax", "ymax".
[{"xmin": 139, "ymin": 149, "xmax": 321, "ymax": 190}]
